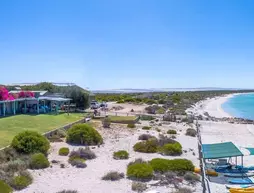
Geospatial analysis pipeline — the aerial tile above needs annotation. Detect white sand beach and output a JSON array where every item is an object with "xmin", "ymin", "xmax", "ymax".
[
  {"xmin": 188, "ymin": 94, "xmax": 254, "ymax": 193},
  {"xmin": 187, "ymin": 94, "xmax": 234, "ymax": 118}
]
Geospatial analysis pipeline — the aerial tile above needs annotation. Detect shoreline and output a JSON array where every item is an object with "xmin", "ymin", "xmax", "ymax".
[{"xmin": 188, "ymin": 93, "xmax": 251, "ymax": 119}]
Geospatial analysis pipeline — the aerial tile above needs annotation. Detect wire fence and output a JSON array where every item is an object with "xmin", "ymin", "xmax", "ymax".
[{"xmin": 196, "ymin": 120, "xmax": 211, "ymax": 193}]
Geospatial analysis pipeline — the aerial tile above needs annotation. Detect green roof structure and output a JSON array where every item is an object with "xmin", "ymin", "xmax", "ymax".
[{"xmin": 202, "ymin": 142, "xmax": 243, "ymax": 159}]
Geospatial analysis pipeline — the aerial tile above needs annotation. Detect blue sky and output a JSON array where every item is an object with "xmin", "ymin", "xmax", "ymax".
[{"xmin": 1, "ymin": 0, "xmax": 254, "ymax": 90}]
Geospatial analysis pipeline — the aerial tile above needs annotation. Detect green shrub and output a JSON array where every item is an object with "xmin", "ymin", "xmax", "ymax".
[
  {"xmin": 69, "ymin": 147, "xmax": 96, "ymax": 160},
  {"xmin": 184, "ymin": 172, "xmax": 200, "ymax": 184},
  {"xmin": 127, "ymin": 158, "xmax": 146, "ymax": 167},
  {"xmin": 158, "ymin": 134, "xmax": 177, "ymax": 146},
  {"xmin": 159, "ymin": 142, "xmax": 182, "ymax": 156},
  {"xmin": 66, "ymin": 124, "xmax": 103, "ymax": 145},
  {"xmin": 138, "ymin": 134, "xmax": 155, "ymax": 141},
  {"xmin": 127, "ymin": 123, "xmax": 136, "ymax": 128},
  {"xmin": 101, "ymin": 171, "xmax": 124, "ymax": 181},
  {"xmin": 142, "ymin": 126, "xmax": 151, "ymax": 130},
  {"xmin": 30, "ymin": 153, "xmax": 50, "ymax": 169},
  {"xmin": 149, "ymin": 158, "xmax": 194, "ymax": 173},
  {"xmin": 167, "ymin": 129, "xmax": 177, "ymax": 135},
  {"xmin": 11, "ymin": 171, "xmax": 32, "ymax": 190},
  {"xmin": 102, "ymin": 117, "xmax": 111, "ymax": 128},
  {"xmin": 127, "ymin": 162, "xmax": 153, "ymax": 180},
  {"xmin": 56, "ymin": 129, "xmax": 67, "ymax": 138},
  {"xmin": 140, "ymin": 115, "xmax": 155, "ymax": 121},
  {"xmin": 156, "ymin": 107, "xmax": 165, "ymax": 114},
  {"xmin": 133, "ymin": 139, "xmax": 158, "ymax": 153},
  {"xmin": 117, "ymin": 99, "xmax": 125, "ymax": 103},
  {"xmin": 58, "ymin": 147, "xmax": 70, "ymax": 156},
  {"xmin": 11, "ymin": 131, "xmax": 50, "ymax": 154},
  {"xmin": 131, "ymin": 182, "xmax": 147, "ymax": 192},
  {"xmin": 113, "ymin": 150, "xmax": 129, "ymax": 160},
  {"xmin": 186, "ymin": 128, "xmax": 197, "ymax": 137},
  {"xmin": 0, "ymin": 180, "xmax": 13, "ymax": 193}
]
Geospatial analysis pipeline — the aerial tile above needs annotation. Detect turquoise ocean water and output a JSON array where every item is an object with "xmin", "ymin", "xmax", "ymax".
[{"xmin": 222, "ymin": 93, "xmax": 254, "ymax": 120}]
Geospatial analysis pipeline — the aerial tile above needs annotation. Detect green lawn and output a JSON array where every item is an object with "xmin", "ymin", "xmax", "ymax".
[{"xmin": 0, "ymin": 113, "xmax": 85, "ymax": 148}]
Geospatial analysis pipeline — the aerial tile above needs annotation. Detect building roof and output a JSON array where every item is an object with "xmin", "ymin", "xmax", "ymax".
[
  {"xmin": 38, "ymin": 97, "xmax": 71, "ymax": 102},
  {"xmin": 0, "ymin": 97, "xmax": 71, "ymax": 103},
  {"xmin": 9, "ymin": 90, "xmax": 48, "ymax": 96},
  {"xmin": 202, "ymin": 142, "xmax": 243, "ymax": 159}
]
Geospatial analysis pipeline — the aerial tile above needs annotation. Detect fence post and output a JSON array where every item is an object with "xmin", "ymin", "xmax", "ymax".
[{"xmin": 196, "ymin": 121, "xmax": 208, "ymax": 193}]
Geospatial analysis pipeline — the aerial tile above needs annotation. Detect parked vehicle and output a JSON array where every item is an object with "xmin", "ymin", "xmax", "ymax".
[{"xmin": 90, "ymin": 101, "xmax": 100, "ymax": 109}]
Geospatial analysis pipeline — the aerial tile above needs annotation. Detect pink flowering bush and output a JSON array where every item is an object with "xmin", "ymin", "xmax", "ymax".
[
  {"xmin": 0, "ymin": 87, "xmax": 15, "ymax": 101},
  {"xmin": 0, "ymin": 87, "xmax": 34, "ymax": 101},
  {"xmin": 18, "ymin": 91, "xmax": 35, "ymax": 98}
]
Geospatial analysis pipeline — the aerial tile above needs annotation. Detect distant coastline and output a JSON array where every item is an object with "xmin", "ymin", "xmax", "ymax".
[{"xmin": 92, "ymin": 88, "xmax": 254, "ymax": 93}]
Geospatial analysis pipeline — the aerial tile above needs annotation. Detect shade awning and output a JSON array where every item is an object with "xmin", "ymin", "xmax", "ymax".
[{"xmin": 202, "ymin": 142, "xmax": 243, "ymax": 159}]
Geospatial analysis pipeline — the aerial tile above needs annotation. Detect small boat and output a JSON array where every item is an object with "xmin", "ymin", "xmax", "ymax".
[
  {"xmin": 225, "ymin": 172, "xmax": 254, "ymax": 178},
  {"xmin": 237, "ymin": 166, "xmax": 254, "ymax": 171},
  {"xmin": 216, "ymin": 168, "xmax": 248, "ymax": 174},
  {"xmin": 194, "ymin": 167, "xmax": 218, "ymax": 176},
  {"xmin": 230, "ymin": 188, "xmax": 254, "ymax": 193},
  {"xmin": 229, "ymin": 177, "xmax": 254, "ymax": 184},
  {"xmin": 226, "ymin": 185, "xmax": 254, "ymax": 189}
]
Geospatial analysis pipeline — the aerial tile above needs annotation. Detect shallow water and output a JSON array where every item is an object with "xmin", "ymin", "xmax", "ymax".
[{"xmin": 222, "ymin": 93, "xmax": 254, "ymax": 120}]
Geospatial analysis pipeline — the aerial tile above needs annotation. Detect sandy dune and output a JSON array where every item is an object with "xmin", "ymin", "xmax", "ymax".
[{"xmin": 16, "ymin": 121, "xmax": 201, "ymax": 193}]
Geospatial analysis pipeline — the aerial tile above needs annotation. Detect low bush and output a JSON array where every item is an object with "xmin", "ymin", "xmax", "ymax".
[
  {"xmin": 113, "ymin": 150, "xmax": 129, "ymax": 160},
  {"xmin": 0, "ymin": 180, "xmax": 13, "ymax": 193},
  {"xmin": 186, "ymin": 129, "xmax": 197, "ymax": 137},
  {"xmin": 149, "ymin": 158, "xmax": 194, "ymax": 173},
  {"xmin": 0, "ymin": 170, "xmax": 13, "ymax": 183},
  {"xmin": 156, "ymin": 107, "xmax": 165, "ymax": 114},
  {"xmin": 69, "ymin": 147, "xmax": 96, "ymax": 160},
  {"xmin": 159, "ymin": 142, "xmax": 182, "ymax": 156},
  {"xmin": 0, "ymin": 147, "xmax": 18, "ymax": 164},
  {"xmin": 47, "ymin": 129, "xmax": 66, "ymax": 142},
  {"xmin": 156, "ymin": 128, "xmax": 161, "ymax": 132},
  {"xmin": 140, "ymin": 115, "xmax": 155, "ymax": 121},
  {"xmin": 138, "ymin": 134, "xmax": 155, "ymax": 141},
  {"xmin": 167, "ymin": 129, "xmax": 177, "ymax": 134},
  {"xmin": 66, "ymin": 124, "xmax": 103, "ymax": 145},
  {"xmin": 101, "ymin": 171, "xmax": 124, "ymax": 181},
  {"xmin": 173, "ymin": 187, "xmax": 193, "ymax": 193},
  {"xmin": 11, "ymin": 171, "xmax": 32, "ymax": 190},
  {"xmin": 56, "ymin": 129, "xmax": 67, "ymax": 138},
  {"xmin": 158, "ymin": 134, "xmax": 177, "ymax": 146},
  {"xmin": 11, "ymin": 131, "xmax": 50, "ymax": 154},
  {"xmin": 30, "ymin": 153, "xmax": 50, "ymax": 169},
  {"xmin": 131, "ymin": 182, "xmax": 147, "ymax": 192},
  {"xmin": 184, "ymin": 172, "xmax": 200, "ymax": 184},
  {"xmin": 56, "ymin": 190, "xmax": 78, "ymax": 193},
  {"xmin": 145, "ymin": 105, "xmax": 159, "ymax": 114},
  {"xmin": 58, "ymin": 148, "xmax": 70, "ymax": 156},
  {"xmin": 133, "ymin": 139, "xmax": 158, "ymax": 153},
  {"xmin": 102, "ymin": 117, "xmax": 111, "ymax": 128},
  {"xmin": 127, "ymin": 162, "xmax": 153, "ymax": 180},
  {"xmin": 127, "ymin": 123, "xmax": 136, "ymax": 128},
  {"xmin": 142, "ymin": 126, "xmax": 151, "ymax": 130},
  {"xmin": 68, "ymin": 157, "xmax": 86, "ymax": 168},
  {"xmin": 0, "ymin": 159, "xmax": 28, "ymax": 173},
  {"xmin": 127, "ymin": 158, "xmax": 146, "ymax": 167}
]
